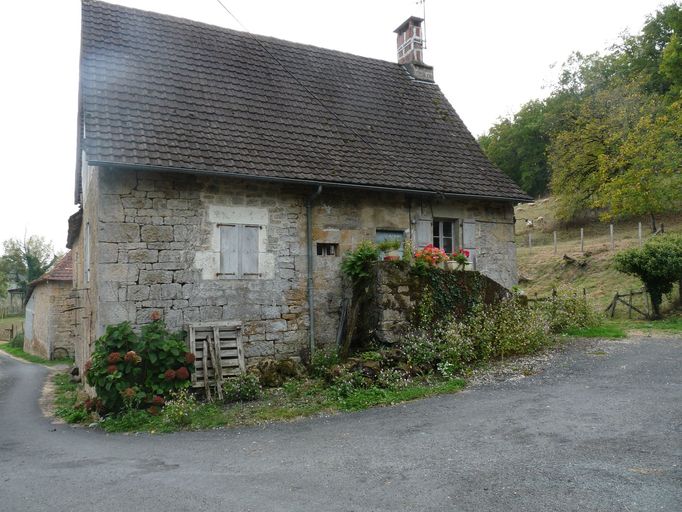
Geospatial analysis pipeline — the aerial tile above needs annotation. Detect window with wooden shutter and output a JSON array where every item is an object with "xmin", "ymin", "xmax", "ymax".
[
  {"xmin": 218, "ymin": 224, "xmax": 261, "ymax": 278},
  {"xmin": 415, "ymin": 220, "xmax": 432, "ymax": 248},
  {"xmin": 462, "ymin": 219, "xmax": 477, "ymax": 269}
]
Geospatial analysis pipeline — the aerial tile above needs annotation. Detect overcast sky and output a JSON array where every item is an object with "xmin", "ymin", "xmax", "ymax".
[{"xmin": 0, "ymin": 0, "xmax": 666, "ymax": 253}]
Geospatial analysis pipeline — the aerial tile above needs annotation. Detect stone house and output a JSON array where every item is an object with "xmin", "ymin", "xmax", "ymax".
[
  {"xmin": 70, "ymin": 1, "xmax": 530, "ymax": 372},
  {"xmin": 24, "ymin": 252, "xmax": 77, "ymax": 359}
]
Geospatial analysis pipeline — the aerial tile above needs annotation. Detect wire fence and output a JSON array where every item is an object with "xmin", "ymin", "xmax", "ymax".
[{"xmin": 517, "ymin": 221, "xmax": 669, "ymax": 255}]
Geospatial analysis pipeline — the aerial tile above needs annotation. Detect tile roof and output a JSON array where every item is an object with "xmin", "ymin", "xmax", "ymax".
[
  {"xmin": 29, "ymin": 252, "xmax": 73, "ymax": 287},
  {"xmin": 79, "ymin": 0, "xmax": 531, "ymax": 202}
]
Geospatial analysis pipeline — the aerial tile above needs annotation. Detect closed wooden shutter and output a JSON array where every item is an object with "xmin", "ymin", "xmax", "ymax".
[
  {"xmin": 220, "ymin": 224, "xmax": 238, "ymax": 275},
  {"xmin": 462, "ymin": 219, "xmax": 477, "ymax": 269},
  {"xmin": 240, "ymin": 225, "xmax": 259, "ymax": 276},
  {"xmin": 415, "ymin": 220, "xmax": 432, "ymax": 248}
]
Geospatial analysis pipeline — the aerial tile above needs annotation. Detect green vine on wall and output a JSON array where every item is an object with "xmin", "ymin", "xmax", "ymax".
[{"xmin": 412, "ymin": 267, "xmax": 484, "ymax": 327}]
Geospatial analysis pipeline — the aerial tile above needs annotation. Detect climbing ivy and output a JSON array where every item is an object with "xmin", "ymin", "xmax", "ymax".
[{"xmin": 412, "ymin": 267, "xmax": 484, "ymax": 327}]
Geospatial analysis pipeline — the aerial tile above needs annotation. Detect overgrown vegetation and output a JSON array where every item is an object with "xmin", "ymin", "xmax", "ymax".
[
  {"xmin": 54, "ymin": 285, "xmax": 603, "ymax": 433},
  {"xmin": 479, "ymin": 3, "xmax": 682, "ymax": 228}
]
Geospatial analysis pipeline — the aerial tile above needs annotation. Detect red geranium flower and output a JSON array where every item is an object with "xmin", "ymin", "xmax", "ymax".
[
  {"xmin": 163, "ymin": 369, "xmax": 176, "ymax": 381},
  {"xmin": 147, "ymin": 406, "xmax": 160, "ymax": 416},
  {"xmin": 175, "ymin": 367, "xmax": 190, "ymax": 380},
  {"xmin": 184, "ymin": 352, "xmax": 196, "ymax": 364},
  {"xmin": 151, "ymin": 395, "xmax": 165, "ymax": 406},
  {"xmin": 106, "ymin": 364, "xmax": 118, "ymax": 374},
  {"xmin": 121, "ymin": 387, "xmax": 136, "ymax": 399},
  {"xmin": 107, "ymin": 352, "xmax": 121, "ymax": 364}
]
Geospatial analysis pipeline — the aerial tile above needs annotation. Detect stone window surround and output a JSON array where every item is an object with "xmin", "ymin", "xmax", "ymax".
[{"xmin": 193, "ymin": 204, "xmax": 276, "ymax": 281}]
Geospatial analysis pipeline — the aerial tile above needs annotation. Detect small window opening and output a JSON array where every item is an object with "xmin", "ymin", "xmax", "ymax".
[{"xmin": 317, "ymin": 243, "xmax": 339, "ymax": 256}]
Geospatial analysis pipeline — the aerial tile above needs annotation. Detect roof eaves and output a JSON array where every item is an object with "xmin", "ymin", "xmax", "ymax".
[{"xmin": 91, "ymin": 160, "xmax": 533, "ymax": 203}]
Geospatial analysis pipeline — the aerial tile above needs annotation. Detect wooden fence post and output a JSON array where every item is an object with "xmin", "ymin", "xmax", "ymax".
[
  {"xmin": 610, "ymin": 292, "xmax": 618, "ymax": 318},
  {"xmin": 638, "ymin": 222, "xmax": 642, "ymax": 246},
  {"xmin": 628, "ymin": 290, "xmax": 633, "ymax": 319},
  {"xmin": 553, "ymin": 231, "xmax": 557, "ymax": 255},
  {"xmin": 580, "ymin": 228, "xmax": 584, "ymax": 253},
  {"xmin": 610, "ymin": 224, "xmax": 614, "ymax": 250}
]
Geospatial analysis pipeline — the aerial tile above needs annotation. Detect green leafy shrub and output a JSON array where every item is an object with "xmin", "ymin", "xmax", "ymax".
[
  {"xmin": 536, "ymin": 289, "xmax": 600, "ymax": 333},
  {"xmin": 223, "ymin": 373, "xmax": 262, "ymax": 402},
  {"xmin": 163, "ymin": 389, "xmax": 200, "ymax": 426},
  {"xmin": 401, "ymin": 322, "xmax": 477, "ymax": 374},
  {"xmin": 614, "ymin": 234, "xmax": 682, "ymax": 318},
  {"xmin": 329, "ymin": 368, "xmax": 368, "ymax": 399},
  {"xmin": 376, "ymin": 368, "xmax": 409, "ymax": 389},
  {"xmin": 9, "ymin": 332, "xmax": 23, "ymax": 349},
  {"xmin": 308, "ymin": 347, "xmax": 341, "ymax": 379},
  {"xmin": 85, "ymin": 319, "xmax": 194, "ymax": 414},
  {"xmin": 341, "ymin": 241, "xmax": 380, "ymax": 281},
  {"xmin": 461, "ymin": 298, "xmax": 551, "ymax": 359}
]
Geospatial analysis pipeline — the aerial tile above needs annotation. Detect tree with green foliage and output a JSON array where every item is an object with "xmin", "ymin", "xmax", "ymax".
[
  {"xmin": 480, "ymin": 3, "xmax": 682, "ymax": 222},
  {"xmin": 595, "ymin": 99, "xmax": 682, "ymax": 231},
  {"xmin": 613, "ymin": 234, "xmax": 682, "ymax": 318},
  {"xmin": 548, "ymin": 81, "xmax": 651, "ymax": 220},
  {"xmin": 0, "ymin": 236, "xmax": 59, "ymax": 294},
  {"xmin": 478, "ymin": 100, "xmax": 551, "ymax": 197}
]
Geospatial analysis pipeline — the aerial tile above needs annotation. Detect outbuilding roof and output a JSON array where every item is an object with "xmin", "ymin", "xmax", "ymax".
[
  {"xmin": 30, "ymin": 252, "xmax": 73, "ymax": 286},
  {"xmin": 78, "ymin": 0, "xmax": 530, "ymax": 202}
]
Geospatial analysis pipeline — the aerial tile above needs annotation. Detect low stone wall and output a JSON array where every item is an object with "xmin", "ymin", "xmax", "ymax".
[{"xmin": 356, "ymin": 262, "xmax": 509, "ymax": 345}]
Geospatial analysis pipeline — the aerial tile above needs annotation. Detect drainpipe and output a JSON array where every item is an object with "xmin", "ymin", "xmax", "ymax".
[{"xmin": 306, "ymin": 185, "xmax": 323, "ymax": 357}]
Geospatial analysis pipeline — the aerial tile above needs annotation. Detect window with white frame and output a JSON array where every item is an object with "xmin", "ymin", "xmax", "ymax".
[
  {"xmin": 432, "ymin": 219, "xmax": 459, "ymax": 254},
  {"xmin": 218, "ymin": 224, "xmax": 260, "ymax": 278}
]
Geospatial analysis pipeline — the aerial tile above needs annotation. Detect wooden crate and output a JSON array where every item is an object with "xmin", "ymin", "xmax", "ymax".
[{"xmin": 187, "ymin": 321, "xmax": 245, "ymax": 389}]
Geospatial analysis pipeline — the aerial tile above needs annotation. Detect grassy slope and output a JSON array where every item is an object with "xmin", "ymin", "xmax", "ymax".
[{"xmin": 514, "ymin": 198, "xmax": 682, "ymax": 315}]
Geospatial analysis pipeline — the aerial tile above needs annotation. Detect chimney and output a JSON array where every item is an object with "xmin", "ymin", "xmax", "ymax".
[{"xmin": 394, "ymin": 16, "xmax": 434, "ymax": 81}]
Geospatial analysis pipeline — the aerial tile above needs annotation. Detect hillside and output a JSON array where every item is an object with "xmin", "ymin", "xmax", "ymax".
[{"xmin": 514, "ymin": 198, "xmax": 682, "ymax": 317}]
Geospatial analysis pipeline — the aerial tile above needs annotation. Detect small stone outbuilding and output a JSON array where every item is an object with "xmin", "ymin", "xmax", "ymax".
[
  {"xmin": 69, "ymin": 1, "xmax": 531, "ymax": 374},
  {"xmin": 24, "ymin": 252, "xmax": 77, "ymax": 359}
]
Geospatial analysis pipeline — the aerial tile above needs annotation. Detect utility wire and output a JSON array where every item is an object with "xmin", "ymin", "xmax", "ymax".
[{"xmin": 213, "ymin": 0, "xmax": 421, "ymax": 183}]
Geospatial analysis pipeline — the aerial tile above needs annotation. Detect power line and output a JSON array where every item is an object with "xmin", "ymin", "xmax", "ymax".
[{"xmin": 212, "ymin": 0, "xmax": 419, "ymax": 183}]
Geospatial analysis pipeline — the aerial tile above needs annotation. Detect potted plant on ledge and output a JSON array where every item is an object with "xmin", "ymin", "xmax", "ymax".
[
  {"xmin": 377, "ymin": 239, "xmax": 402, "ymax": 261},
  {"xmin": 446, "ymin": 249, "xmax": 470, "ymax": 271}
]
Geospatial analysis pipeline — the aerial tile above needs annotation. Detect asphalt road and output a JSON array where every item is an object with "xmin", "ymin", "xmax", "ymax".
[{"xmin": 1, "ymin": 336, "xmax": 680, "ymax": 512}]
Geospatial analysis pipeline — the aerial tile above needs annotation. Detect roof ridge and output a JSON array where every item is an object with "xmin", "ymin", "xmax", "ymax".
[{"xmin": 83, "ymin": 0, "xmax": 407, "ymax": 70}]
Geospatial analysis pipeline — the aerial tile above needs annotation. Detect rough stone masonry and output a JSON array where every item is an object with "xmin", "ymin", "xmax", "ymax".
[{"xmin": 72, "ymin": 166, "xmax": 516, "ymax": 371}]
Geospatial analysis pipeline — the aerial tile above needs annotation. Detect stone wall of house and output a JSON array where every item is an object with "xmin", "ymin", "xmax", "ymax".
[
  {"xmin": 90, "ymin": 169, "xmax": 309, "ymax": 367},
  {"xmin": 74, "ymin": 166, "xmax": 518, "ymax": 373},
  {"xmin": 49, "ymin": 285, "xmax": 79, "ymax": 358},
  {"xmin": 23, "ymin": 281, "xmax": 76, "ymax": 359}
]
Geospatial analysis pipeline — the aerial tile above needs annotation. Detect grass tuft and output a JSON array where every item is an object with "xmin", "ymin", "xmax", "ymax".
[{"xmin": 565, "ymin": 324, "xmax": 627, "ymax": 338}]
